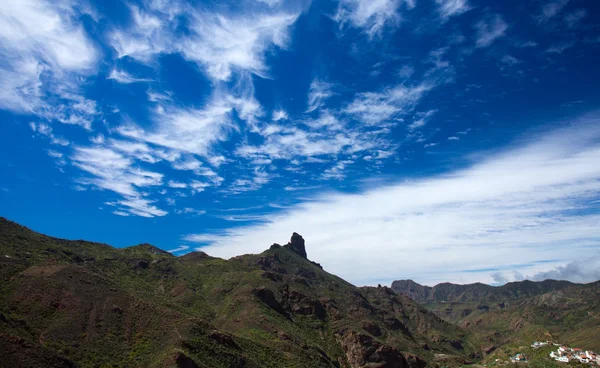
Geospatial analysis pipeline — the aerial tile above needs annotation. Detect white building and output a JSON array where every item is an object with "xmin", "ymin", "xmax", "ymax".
[{"xmin": 556, "ymin": 356, "xmax": 569, "ymax": 363}]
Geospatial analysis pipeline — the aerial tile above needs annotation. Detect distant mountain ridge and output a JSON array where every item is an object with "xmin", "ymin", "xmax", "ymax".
[
  {"xmin": 391, "ymin": 279, "xmax": 577, "ymax": 303},
  {"xmin": 391, "ymin": 278, "xmax": 600, "ymax": 357}
]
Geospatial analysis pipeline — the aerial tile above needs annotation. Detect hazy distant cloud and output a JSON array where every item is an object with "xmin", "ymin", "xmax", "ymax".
[
  {"xmin": 530, "ymin": 255, "xmax": 600, "ymax": 284},
  {"xmin": 491, "ymin": 272, "xmax": 508, "ymax": 284},
  {"xmin": 500, "ymin": 55, "xmax": 521, "ymax": 66},
  {"xmin": 475, "ymin": 14, "xmax": 508, "ymax": 48},
  {"xmin": 564, "ymin": 9, "xmax": 587, "ymax": 28},
  {"xmin": 546, "ymin": 41, "xmax": 575, "ymax": 54},
  {"xmin": 536, "ymin": 0, "xmax": 570, "ymax": 23}
]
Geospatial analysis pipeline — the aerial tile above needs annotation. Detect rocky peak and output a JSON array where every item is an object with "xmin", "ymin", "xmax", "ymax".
[{"xmin": 284, "ymin": 232, "xmax": 307, "ymax": 259}]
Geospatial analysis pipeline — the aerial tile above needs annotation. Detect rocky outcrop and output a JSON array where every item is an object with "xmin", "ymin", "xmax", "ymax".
[
  {"xmin": 338, "ymin": 331, "xmax": 411, "ymax": 368},
  {"xmin": 284, "ymin": 232, "xmax": 307, "ymax": 259},
  {"xmin": 362, "ymin": 321, "xmax": 382, "ymax": 337},
  {"xmin": 253, "ymin": 287, "xmax": 288, "ymax": 317},
  {"xmin": 281, "ymin": 285, "xmax": 326, "ymax": 320}
]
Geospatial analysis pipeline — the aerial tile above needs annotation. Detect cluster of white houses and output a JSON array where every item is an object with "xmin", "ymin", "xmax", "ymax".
[{"xmin": 532, "ymin": 341, "xmax": 600, "ymax": 364}]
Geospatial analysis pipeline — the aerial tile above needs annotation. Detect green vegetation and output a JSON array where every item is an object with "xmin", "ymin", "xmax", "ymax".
[
  {"xmin": 2, "ymin": 217, "xmax": 597, "ymax": 367},
  {"xmin": 0, "ymin": 218, "xmax": 474, "ymax": 367}
]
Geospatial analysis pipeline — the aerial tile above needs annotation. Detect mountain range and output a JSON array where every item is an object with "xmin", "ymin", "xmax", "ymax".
[
  {"xmin": 2, "ymin": 216, "xmax": 598, "ymax": 368},
  {"xmin": 0, "ymin": 218, "xmax": 476, "ymax": 368},
  {"xmin": 392, "ymin": 278, "xmax": 600, "ymax": 358}
]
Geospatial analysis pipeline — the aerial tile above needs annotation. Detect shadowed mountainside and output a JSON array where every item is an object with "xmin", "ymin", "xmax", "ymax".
[{"xmin": 0, "ymin": 218, "xmax": 478, "ymax": 367}]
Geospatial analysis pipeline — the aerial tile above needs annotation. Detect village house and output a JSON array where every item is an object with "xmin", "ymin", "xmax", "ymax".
[{"xmin": 544, "ymin": 341, "xmax": 599, "ymax": 365}]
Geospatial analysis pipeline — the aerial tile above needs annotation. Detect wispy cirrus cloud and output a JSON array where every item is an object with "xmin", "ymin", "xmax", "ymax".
[
  {"xmin": 187, "ymin": 113, "xmax": 600, "ymax": 286},
  {"xmin": 0, "ymin": 0, "xmax": 99, "ymax": 129},
  {"xmin": 108, "ymin": 69, "xmax": 153, "ymax": 84},
  {"xmin": 306, "ymin": 79, "xmax": 333, "ymax": 113},
  {"xmin": 474, "ymin": 14, "xmax": 508, "ymax": 48},
  {"xmin": 344, "ymin": 82, "xmax": 433, "ymax": 126},
  {"xmin": 335, "ymin": 0, "xmax": 412, "ymax": 38},
  {"xmin": 181, "ymin": 12, "xmax": 299, "ymax": 81},
  {"xmin": 436, "ymin": 0, "xmax": 471, "ymax": 20},
  {"xmin": 71, "ymin": 145, "xmax": 167, "ymax": 217},
  {"xmin": 111, "ymin": 3, "xmax": 300, "ymax": 82},
  {"xmin": 536, "ymin": 0, "xmax": 570, "ymax": 23}
]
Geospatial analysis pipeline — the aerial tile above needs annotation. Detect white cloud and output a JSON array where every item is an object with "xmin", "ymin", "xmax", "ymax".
[
  {"xmin": 500, "ymin": 54, "xmax": 521, "ymax": 66},
  {"xmin": 114, "ymin": 197, "xmax": 167, "ymax": 218},
  {"xmin": 397, "ymin": 65, "xmax": 414, "ymax": 79},
  {"xmin": 537, "ymin": 0, "xmax": 570, "ymax": 23},
  {"xmin": 167, "ymin": 245, "xmax": 190, "ymax": 253},
  {"xmin": 0, "ymin": 0, "xmax": 98, "ymax": 128},
  {"xmin": 186, "ymin": 113, "xmax": 600, "ymax": 286},
  {"xmin": 408, "ymin": 109, "xmax": 436, "ymax": 131},
  {"xmin": 475, "ymin": 14, "xmax": 508, "ymax": 48},
  {"xmin": 546, "ymin": 41, "xmax": 575, "ymax": 54},
  {"xmin": 344, "ymin": 82, "xmax": 433, "ymax": 126},
  {"xmin": 71, "ymin": 146, "xmax": 162, "ymax": 197},
  {"xmin": 29, "ymin": 122, "xmax": 70, "ymax": 146},
  {"xmin": 436, "ymin": 0, "xmax": 471, "ymax": 19},
  {"xmin": 109, "ymin": 5, "xmax": 170, "ymax": 62},
  {"xmin": 321, "ymin": 160, "xmax": 352, "ymax": 180},
  {"xmin": 47, "ymin": 150, "xmax": 63, "ymax": 158},
  {"xmin": 118, "ymin": 98, "xmax": 236, "ymax": 158},
  {"xmin": 182, "ymin": 12, "xmax": 298, "ymax": 81},
  {"xmin": 529, "ymin": 255, "xmax": 600, "ymax": 284},
  {"xmin": 272, "ymin": 109, "xmax": 288, "ymax": 121},
  {"xmin": 227, "ymin": 168, "xmax": 272, "ymax": 193},
  {"xmin": 71, "ymin": 146, "xmax": 167, "ymax": 217},
  {"xmin": 335, "ymin": 0, "xmax": 411, "ymax": 38},
  {"xmin": 168, "ymin": 181, "xmax": 187, "ymax": 189},
  {"xmin": 306, "ymin": 79, "xmax": 333, "ymax": 113},
  {"xmin": 147, "ymin": 90, "xmax": 173, "ymax": 102},
  {"xmin": 564, "ymin": 9, "xmax": 587, "ymax": 28},
  {"xmin": 108, "ymin": 69, "xmax": 153, "ymax": 84},
  {"xmin": 174, "ymin": 208, "xmax": 206, "ymax": 216},
  {"xmin": 236, "ymin": 122, "xmax": 373, "ymax": 161},
  {"xmin": 111, "ymin": 4, "xmax": 301, "ymax": 82}
]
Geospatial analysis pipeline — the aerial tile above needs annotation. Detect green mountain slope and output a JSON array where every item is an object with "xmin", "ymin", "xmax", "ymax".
[
  {"xmin": 391, "ymin": 279, "xmax": 576, "ymax": 304},
  {"xmin": 390, "ymin": 278, "xmax": 600, "ymax": 361},
  {"xmin": 0, "ymin": 218, "xmax": 476, "ymax": 367}
]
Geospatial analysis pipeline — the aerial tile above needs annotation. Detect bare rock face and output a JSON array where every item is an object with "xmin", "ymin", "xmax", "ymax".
[
  {"xmin": 284, "ymin": 232, "xmax": 307, "ymax": 259},
  {"xmin": 362, "ymin": 321, "xmax": 383, "ymax": 337},
  {"xmin": 405, "ymin": 354, "xmax": 427, "ymax": 368},
  {"xmin": 253, "ymin": 287, "xmax": 288, "ymax": 317},
  {"xmin": 281, "ymin": 285, "xmax": 326, "ymax": 320},
  {"xmin": 338, "ymin": 331, "xmax": 409, "ymax": 368}
]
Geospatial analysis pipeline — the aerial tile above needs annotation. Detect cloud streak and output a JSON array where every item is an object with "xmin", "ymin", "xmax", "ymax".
[{"xmin": 187, "ymin": 113, "xmax": 600, "ymax": 286}]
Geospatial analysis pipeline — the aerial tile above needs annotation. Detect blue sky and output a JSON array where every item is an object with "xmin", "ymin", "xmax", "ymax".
[{"xmin": 1, "ymin": 0, "xmax": 600, "ymax": 286}]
